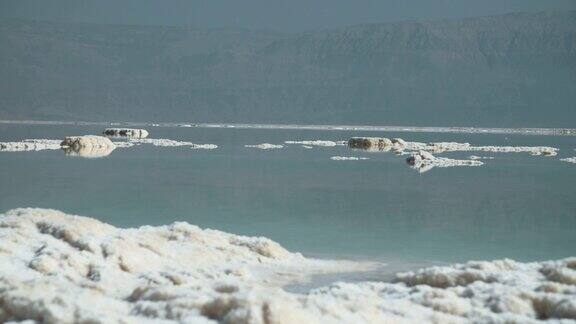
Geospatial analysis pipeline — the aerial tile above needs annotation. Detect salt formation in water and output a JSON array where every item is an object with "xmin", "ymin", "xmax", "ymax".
[
  {"xmin": 560, "ymin": 157, "xmax": 576, "ymax": 164},
  {"xmin": 103, "ymin": 128, "xmax": 149, "ymax": 138},
  {"xmin": 60, "ymin": 135, "xmax": 116, "ymax": 158},
  {"xmin": 245, "ymin": 143, "xmax": 284, "ymax": 149},
  {"xmin": 330, "ymin": 156, "xmax": 369, "ymax": 161},
  {"xmin": 0, "ymin": 136, "xmax": 216, "ymax": 155},
  {"xmin": 129, "ymin": 138, "xmax": 217, "ymax": 149},
  {"xmin": 0, "ymin": 139, "xmax": 62, "ymax": 152},
  {"xmin": 348, "ymin": 137, "xmax": 559, "ymax": 156},
  {"xmin": 348, "ymin": 137, "xmax": 405, "ymax": 151},
  {"xmin": 285, "ymin": 140, "xmax": 346, "ymax": 147},
  {"xmin": 469, "ymin": 155, "xmax": 495, "ymax": 160},
  {"xmin": 111, "ymin": 141, "xmax": 136, "ymax": 148},
  {"xmin": 1, "ymin": 208, "xmax": 574, "ymax": 323},
  {"xmin": 426, "ymin": 142, "xmax": 558, "ymax": 156},
  {"xmin": 407, "ymin": 150, "xmax": 483, "ymax": 173}
]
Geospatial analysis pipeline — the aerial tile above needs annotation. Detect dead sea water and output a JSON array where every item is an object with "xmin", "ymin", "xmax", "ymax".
[{"xmin": 0, "ymin": 123, "xmax": 575, "ymax": 279}]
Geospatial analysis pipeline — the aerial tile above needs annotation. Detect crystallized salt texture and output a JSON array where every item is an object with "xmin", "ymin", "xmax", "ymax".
[{"xmin": 1, "ymin": 208, "xmax": 574, "ymax": 323}]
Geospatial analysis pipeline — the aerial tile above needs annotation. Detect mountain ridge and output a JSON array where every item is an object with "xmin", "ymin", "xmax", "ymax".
[{"xmin": 1, "ymin": 11, "xmax": 575, "ymax": 127}]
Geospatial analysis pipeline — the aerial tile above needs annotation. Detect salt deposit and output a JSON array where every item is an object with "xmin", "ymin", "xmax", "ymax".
[
  {"xmin": 348, "ymin": 137, "xmax": 559, "ymax": 156},
  {"xmin": 425, "ymin": 142, "xmax": 558, "ymax": 156},
  {"xmin": 103, "ymin": 128, "xmax": 149, "ymax": 138},
  {"xmin": 60, "ymin": 136, "xmax": 117, "ymax": 158},
  {"xmin": 111, "ymin": 141, "xmax": 136, "ymax": 148},
  {"xmin": 285, "ymin": 140, "xmax": 346, "ymax": 147},
  {"xmin": 469, "ymin": 155, "xmax": 495, "ymax": 160},
  {"xmin": 245, "ymin": 143, "xmax": 284, "ymax": 150},
  {"xmin": 348, "ymin": 137, "xmax": 393, "ymax": 150},
  {"xmin": 0, "ymin": 136, "xmax": 217, "ymax": 155},
  {"xmin": 330, "ymin": 156, "xmax": 369, "ymax": 161},
  {"xmin": 0, "ymin": 139, "xmax": 62, "ymax": 152},
  {"xmin": 407, "ymin": 150, "xmax": 483, "ymax": 173},
  {"xmin": 129, "ymin": 138, "xmax": 218, "ymax": 149},
  {"xmin": 0, "ymin": 208, "xmax": 574, "ymax": 323}
]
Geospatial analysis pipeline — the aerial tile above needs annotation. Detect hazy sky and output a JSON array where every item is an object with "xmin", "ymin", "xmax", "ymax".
[{"xmin": 1, "ymin": 0, "xmax": 575, "ymax": 32}]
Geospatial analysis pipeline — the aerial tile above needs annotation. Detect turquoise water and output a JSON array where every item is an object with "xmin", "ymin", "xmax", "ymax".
[{"xmin": 0, "ymin": 124, "xmax": 575, "ymax": 268}]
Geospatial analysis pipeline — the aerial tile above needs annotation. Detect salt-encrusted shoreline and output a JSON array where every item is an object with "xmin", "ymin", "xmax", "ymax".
[{"xmin": 1, "ymin": 208, "xmax": 574, "ymax": 323}]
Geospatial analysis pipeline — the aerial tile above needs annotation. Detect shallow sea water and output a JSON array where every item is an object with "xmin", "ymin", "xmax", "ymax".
[{"xmin": 0, "ymin": 124, "xmax": 575, "ymax": 281}]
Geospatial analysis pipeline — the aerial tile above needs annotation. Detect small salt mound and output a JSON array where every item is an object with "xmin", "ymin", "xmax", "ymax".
[{"xmin": 60, "ymin": 135, "xmax": 116, "ymax": 158}]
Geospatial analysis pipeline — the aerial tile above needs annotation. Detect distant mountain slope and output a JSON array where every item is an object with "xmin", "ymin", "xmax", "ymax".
[{"xmin": 0, "ymin": 11, "xmax": 575, "ymax": 126}]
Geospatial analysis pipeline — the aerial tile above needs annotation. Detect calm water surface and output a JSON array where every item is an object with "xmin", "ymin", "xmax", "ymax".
[{"xmin": 1, "ymin": 124, "xmax": 575, "ymax": 273}]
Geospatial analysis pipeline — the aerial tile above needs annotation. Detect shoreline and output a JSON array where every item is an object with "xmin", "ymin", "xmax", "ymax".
[
  {"xmin": 1, "ymin": 208, "xmax": 574, "ymax": 323},
  {"xmin": 1, "ymin": 119, "xmax": 575, "ymax": 136}
]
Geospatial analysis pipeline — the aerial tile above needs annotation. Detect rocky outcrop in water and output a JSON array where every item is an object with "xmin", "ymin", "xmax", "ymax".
[
  {"xmin": 0, "ymin": 208, "xmax": 575, "ymax": 323},
  {"xmin": 103, "ymin": 128, "xmax": 149, "ymax": 138},
  {"xmin": 348, "ymin": 137, "xmax": 407, "ymax": 152}
]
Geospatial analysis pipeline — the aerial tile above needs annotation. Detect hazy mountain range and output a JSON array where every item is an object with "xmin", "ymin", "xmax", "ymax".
[{"xmin": 1, "ymin": 11, "xmax": 575, "ymax": 127}]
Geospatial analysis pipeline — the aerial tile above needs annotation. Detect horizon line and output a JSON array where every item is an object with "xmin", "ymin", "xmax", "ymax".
[{"xmin": 1, "ymin": 119, "xmax": 574, "ymax": 136}]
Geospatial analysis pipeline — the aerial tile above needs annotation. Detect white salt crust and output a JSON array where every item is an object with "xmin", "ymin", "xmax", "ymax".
[{"xmin": 1, "ymin": 208, "xmax": 574, "ymax": 323}]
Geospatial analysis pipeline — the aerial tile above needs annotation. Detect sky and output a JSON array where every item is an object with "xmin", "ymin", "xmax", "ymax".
[{"xmin": 1, "ymin": 0, "xmax": 575, "ymax": 32}]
